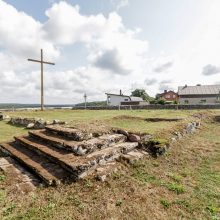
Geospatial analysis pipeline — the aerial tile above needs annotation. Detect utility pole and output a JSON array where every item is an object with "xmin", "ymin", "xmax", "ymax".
[
  {"xmin": 84, "ymin": 93, "xmax": 87, "ymax": 109},
  {"xmin": 28, "ymin": 49, "xmax": 55, "ymax": 111}
]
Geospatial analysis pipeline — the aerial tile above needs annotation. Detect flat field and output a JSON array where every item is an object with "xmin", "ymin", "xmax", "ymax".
[
  {"xmin": 0, "ymin": 109, "xmax": 212, "ymax": 142},
  {"xmin": 0, "ymin": 109, "xmax": 220, "ymax": 219}
]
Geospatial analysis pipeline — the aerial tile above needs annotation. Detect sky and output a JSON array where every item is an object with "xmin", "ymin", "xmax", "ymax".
[{"xmin": 0, "ymin": 0, "xmax": 220, "ymax": 104}]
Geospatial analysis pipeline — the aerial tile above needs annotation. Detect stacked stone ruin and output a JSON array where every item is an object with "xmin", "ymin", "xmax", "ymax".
[
  {"xmin": 0, "ymin": 125, "xmax": 140, "ymax": 186},
  {"xmin": 0, "ymin": 118, "xmax": 201, "ymax": 189}
]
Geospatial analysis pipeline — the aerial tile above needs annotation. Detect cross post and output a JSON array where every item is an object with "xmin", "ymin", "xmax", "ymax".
[
  {"xmin": 28, "ymin": 49, "xmax": 55, "ymax": 111},
  {"xmin": 84, "ymin": 93, "xmax": 87, "ymax": 109}
]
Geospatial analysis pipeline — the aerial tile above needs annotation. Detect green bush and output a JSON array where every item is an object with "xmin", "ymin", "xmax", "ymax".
[
  {"xmin": 160, "ymin": 199, "xmax": 171, "ymax": 209},
  {"xmin": 158, "ymin": 99, "xmax": 165, "ymax": 105},
  {"xmin": 166, "ymin": 183, "xmax": 185, "ymax": 194}
]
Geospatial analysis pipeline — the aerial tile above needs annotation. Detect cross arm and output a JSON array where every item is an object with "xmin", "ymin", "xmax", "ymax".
[{"xmin": 27, "ymin": 59, "xmax": 55, "ymax": 65}]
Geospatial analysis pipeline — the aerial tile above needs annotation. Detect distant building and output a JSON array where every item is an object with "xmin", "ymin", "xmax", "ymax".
[
  {"xmin": 178, "ymin": 84, "xmax": 220, "ymax": 104},
  {"xmin": 157, "ymin": 90, "xmax": 178, "ymax": 102},
  {"xmin": 106, "ymin": 90, "xmax": 148, "ymax": 106}
]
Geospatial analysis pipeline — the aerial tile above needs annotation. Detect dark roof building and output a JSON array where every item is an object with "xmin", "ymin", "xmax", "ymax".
[
  {"xmin": 157, "ymin": 90, "xmax": 178, "ymax": 101},
  {"xmin": 178, "ymin": 84, "xmax": 220, "ymax": 104}
]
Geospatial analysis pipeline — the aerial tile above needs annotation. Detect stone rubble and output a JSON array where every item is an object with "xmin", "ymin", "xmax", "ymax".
[
  {"xmin": 128, "ymin": 134, "xmax": 141, "ymax": 142},
  {"xmin": 95, "ymin": 161, "xmax": 119, "ymax": 182},
  {"xmin": 119, "ymin": 150, "xmax": 149, "ymax": 164},
  {"xmin": 0, "ymin": 125, "xmax": 139, "ymax": 186},
  {"xmin": 0, "ymin": 113, "xmax": 10, "ymax": 121},
  {"xmin": 7, "ymin": 117, "xmax": 67, "ymax": 129},
  {"xmin": 0, "ymin": 120, "xmax": 202, "ymax": 186},
  {"xmin": 0, "ymin": 157, "xmax": 40, "ymax": 194},
  {"xmin": 171, "ymin": 121, "xmax": 201, "ymax": 142}
]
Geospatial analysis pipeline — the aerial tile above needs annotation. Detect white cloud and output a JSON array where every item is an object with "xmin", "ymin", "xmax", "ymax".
[
  {"xmin": 44, "ymin": 2, "xmax": 148, "ymax": 75},
  {"xmin": 0, "ymin": 1, "xmax": 151, "ymax": 104},
  {"xmin": 202, "ymin": 64, "xmax": 220, "ymax": 76},
  {"xmin": 2, "ymin": 0, "xmax": 220, "ymax": 104},
  {"xmin": 111, "ymin": 0, "xmax": 129, "ymax": 11},
  {"xmin": 0, "ymin": 1, "xmax": 59, "ymax": 60},
  {"xmin": 145, "ymin": 78, "xmax": 157, "ymax": 86},
  {"xmin": 158, "ymin": 80, "xmax": 174, "ymax": 92},
  {"xmin": 154, "ymin": 61, "xmax": 173, "ymax": 73},
  {"xmin": 93, "ymin": 48, "xmax": 131, "ymax": 75},
  {"xmin": 167, "ymin": 0, "xmax": 220, "ymax": 86}
]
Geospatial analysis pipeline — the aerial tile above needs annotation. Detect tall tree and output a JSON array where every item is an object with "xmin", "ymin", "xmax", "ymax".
[{"xmin": 131, "ymin": 89, "xmax": 153, "ymax": 101}]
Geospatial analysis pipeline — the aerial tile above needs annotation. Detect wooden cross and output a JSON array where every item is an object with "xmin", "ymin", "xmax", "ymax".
[
  {"xmin": 84, "ymin": 93, "xmax": 87, "ymax": 109},
  {"xmin": 28, "ymin": 49, "xmax": 55, "ymax": 111}
]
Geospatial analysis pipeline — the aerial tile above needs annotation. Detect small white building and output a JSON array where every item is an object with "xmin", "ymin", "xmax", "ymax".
[
  {"xmin": 178, "ymin": 84, "xmax": 220, "ymax": 104},
  {"xmin": 106, "ymin": 91, "xmax": 147, "ymax": 106}
]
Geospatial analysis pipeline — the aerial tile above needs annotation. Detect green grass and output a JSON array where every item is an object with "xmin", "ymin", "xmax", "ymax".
[
  {"xmin": 0, "ymin": 122, "xmax": 27, "ymax": 142},
  {"xmin": 160, "ymin": 199, "xmax": 171, "ymax": 209},
  {"xmin": 167, "ymin": 173, "xmax": 182, "ymax": 183},
  {"xmin": 0, "ymin": 109, "xmax": 212, "ymax": 142},
  {"xmin": 5, "ymin": 109, "xmax": 194, "ymax": 121},
  {"xmin": 0, "ymin": 109, "xmax": 220, "ymax": 219},
  {"xmin": 166, "ymin": 182, "xmax": 185, "ymax": 194},
  {"xmin": 0, "ymin": 175, "xmax": 6, "ymax": 182}
]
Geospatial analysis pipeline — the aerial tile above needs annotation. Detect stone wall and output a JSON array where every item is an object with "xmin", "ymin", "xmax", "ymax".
[
  {"xmin": 73, "ymin": 104, "xmax": 220, "ymax": 110},
  {"xmin": 8, "ymin": 117, "xmax": 66, "ymax": 129}
]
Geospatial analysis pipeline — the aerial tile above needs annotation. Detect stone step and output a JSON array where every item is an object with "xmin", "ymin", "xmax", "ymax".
[
  {"xmin": 14, "ymin": 136, "xmax": 138, "ymax": 178},
  {"xmin": 14, "ymin": 136, "xmax": 82, "ymax": 176},
  {"xmin": 95, "ymin": 161, "xmax": 120, "ymax": 182},
  {"xmin": 45, "ymin": 125, "xmax": 92, "ymax": 141},
  {"xmin": 75, "ymin": 142, "xmax": 139, "ymax": 178},
  {"xmin": 119, "ymin": 150, "xmax": 149, "ymax": 164},
  {"xmin": 86, "ymin": 142, "xmax": 138, "ymax": 161},
  {"xmin": 0, "ymin": 157, "xmax": 40, "ymax": 194},
  {"xmin": 29, "ymin": 130, "xmax": 80, "ymax": 151},
  {"xmin": 0, "ymin": 142, "xmax": 73, "ymax": 186},
  {"xmin": 84, "ymin": 133, "xmax": 127, "ymax": 153},
  {"xmin": 29, "ymin": 130, "xmax": 126, "ymax": 155}
]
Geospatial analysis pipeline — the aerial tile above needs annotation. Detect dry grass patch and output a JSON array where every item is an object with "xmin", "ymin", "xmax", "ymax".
[{"xmin": 0, "ymin": 110, "xmax": 219, "ymax": 219}]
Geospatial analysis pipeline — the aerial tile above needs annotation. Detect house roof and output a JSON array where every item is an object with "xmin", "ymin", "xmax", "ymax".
[
  {"xmin": 105, "ymin": 93, "xmax": 130, "ymax": 98},
  {"xmin": 130, "ymin": 96, "xmax": 143, "ymax": 101},
  {"xmin": 105, "ymin": 93, "xmax": 143, "ymax": 101},
  {"xmin": 159, "ymin": 90, "xmax": 177, "ymax": 96},
  {"xmin": 178, "ymin": 85, "xmax": 220, "ymax": 95}
]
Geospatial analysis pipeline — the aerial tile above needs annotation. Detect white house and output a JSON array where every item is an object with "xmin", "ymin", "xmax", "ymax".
[
  {"xmin": 178, "ymin": 84, "xmax": 220, "ymax": 104},
  {"xmin": 106, "ymin": 90, "xmax": 147, "ymax": 106}
]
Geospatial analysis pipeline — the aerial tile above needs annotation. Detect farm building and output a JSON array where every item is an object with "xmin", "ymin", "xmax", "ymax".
[
  {"xmin": 157, "ymin": 90, "xmax": 178, "ymax": 102},
  {"xmin": 178, "ymin": 84, "xmax": 220, "ymax": 104},
  {"xmin": 106, "ymin": 91, "xmax": 148, "ymax": 106}
]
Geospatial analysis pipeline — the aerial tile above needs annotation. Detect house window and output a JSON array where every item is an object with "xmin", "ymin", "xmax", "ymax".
[
  {"xmin": 107, "ymin": 96, "xmax": 111, "ymax": 103},
  {"xmin": 166, "ymin": 95, "xmax": 170, "ymax": 98},
  {"xmin": 200, "ymin": 99, "xmax": 206, "ymax": 103},
  {"xmin": 217, "ymin": 93, "xmax": 220, "ymax": 102},
  {"xmin": 124, "ymin": 99, "xmax": 129, "ymax": 101},
  {"xmin": 173, "ymin": 95, "xmax": 176, "ymax": 98},
  {"xmin": 184, "ymin": 100, "xmax": 189, "ymax": 104}
]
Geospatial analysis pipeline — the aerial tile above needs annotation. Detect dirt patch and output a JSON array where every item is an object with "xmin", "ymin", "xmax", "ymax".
[
  {"xmin": 113, "ymin": 115, "xmax": 144, "ymax": 120},
  {"xmin": 113, "ymin": 115, "xmax": 184, "ymax": 123},
  {"xmin": 191, "ymin": 111, "xmax": 212, "ymax": 120},
  {"xmin": 213, "ymin": 115, "xmax": 220, "ymax": 123},
  {"xmin": 145, "ymin": 118, "xmax": 183, "ymax": 122},
  {"xmin": 73, "ymin": 121, "xmax": 111, "ymax": 134}
]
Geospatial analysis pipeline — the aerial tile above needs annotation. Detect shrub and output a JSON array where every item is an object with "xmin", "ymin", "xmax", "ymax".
[
  {"xmin": 166, "ymin": 183, "xmax": 185, "ymax": 194},
  {"xmin": 160, "ymin": 199, "xmax": 171, "ymax": 209},
  {"xmin": 158, "ymin": 99, "xmax": 165, "ymax": 105}
]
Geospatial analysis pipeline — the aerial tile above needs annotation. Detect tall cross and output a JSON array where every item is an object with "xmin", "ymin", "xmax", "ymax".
[
  {"xmin": 28, "ymin": 49, "xmax": 55, "ymax": 111},
  {"xmin": 84, "ymin": 93, "xmax": 87, "ymax": 109}
]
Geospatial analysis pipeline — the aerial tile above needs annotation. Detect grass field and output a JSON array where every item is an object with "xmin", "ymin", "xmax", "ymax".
[
  {"xmin": 0, "ymin": 109, "xmax": 220, "ymax": 219},
  {"xmin": 0, "ymin": 109, "xmax": 214, "ymax": 142}
]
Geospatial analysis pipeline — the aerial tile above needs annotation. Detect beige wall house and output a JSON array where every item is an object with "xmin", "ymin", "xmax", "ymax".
[
  {"xmin": 178, "ymin": 84, "xmax": 220, "ymax": 104},
  {"xmin": 106, "ymin": 91, "xmax": 148, "ymax": 106}
]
